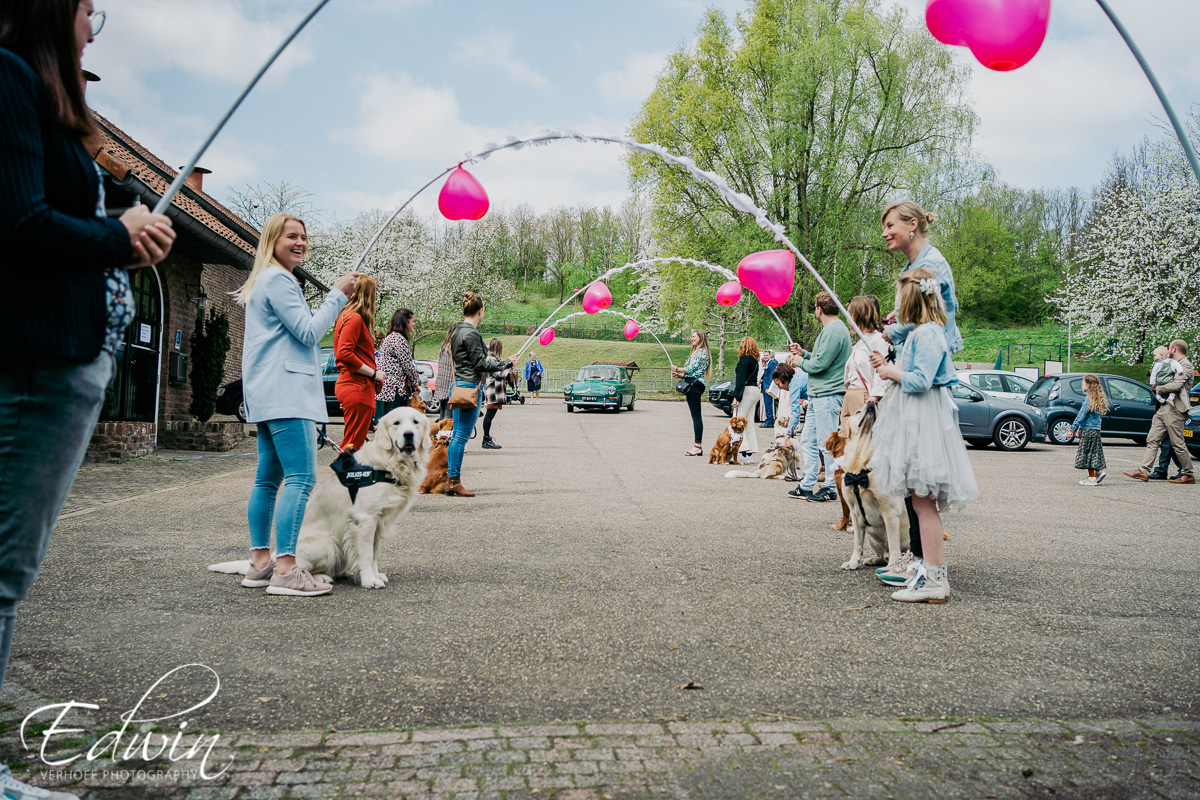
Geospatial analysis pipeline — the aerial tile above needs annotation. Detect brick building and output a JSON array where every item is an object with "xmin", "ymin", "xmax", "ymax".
[{"xmin": 85, "ymin": 112, "xmax": 327, "ymax": 460}]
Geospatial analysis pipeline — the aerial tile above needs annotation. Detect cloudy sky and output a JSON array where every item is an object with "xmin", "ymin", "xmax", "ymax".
[{"xmin": 81, "ymin": 0, "xmax": 1200, "ymax": 222}]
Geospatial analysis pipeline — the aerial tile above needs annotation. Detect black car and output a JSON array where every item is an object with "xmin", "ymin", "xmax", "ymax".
[
  {"xmin": 1025, "ymin": 373, "xmax": 1156, "ymax": 446},
  {"xmin": 215, "ymin": 348, "xmax": 343, "ymax": 422},
  {"xmin": 706, "ymin": 379, "xmax": 764, "ymax": 421}
]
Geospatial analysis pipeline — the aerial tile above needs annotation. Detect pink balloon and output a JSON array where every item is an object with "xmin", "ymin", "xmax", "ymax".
[
  {"xmin": 926, "ymin": 0, "xmax": 1050, "ymax": 72},
  {"xmin": 581, "ymin": 281, "xmax": 612, "ymax": 314},
  {"xmin": 736, "ymin": 250, "xmax": 795, "ymax": 308},
  {"xmin": 438, "ymin": 167, "xmax": 489, "ymax": 220},
  {"xmin": 716, "ymin": 280, "xmax": 742, "ymax": 307},
  {"xmin": 623, "ymin": 319, "xmax": 640, "ymax": 340},
  {"xmin": 538, "ymin": 328, "xmax": 555, "ymax": 346}
]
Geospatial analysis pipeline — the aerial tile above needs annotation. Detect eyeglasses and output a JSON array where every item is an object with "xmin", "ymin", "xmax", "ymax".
[{"xmin": 90, "ymin": 10, "xmax": 106, "ymax": 37}]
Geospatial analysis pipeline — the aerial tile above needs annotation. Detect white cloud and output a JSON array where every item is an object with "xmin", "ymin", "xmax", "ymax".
[
  {"xmin": 331, "ymin": 71, "xmax": 636, "ymax": 215},
  {"xmin": 451, "ymin": 30, "xmax": 556, "ymax": 93},
  {"xmin": 595, "ymin": 51, "xmax": 667, "ymax": 107}
]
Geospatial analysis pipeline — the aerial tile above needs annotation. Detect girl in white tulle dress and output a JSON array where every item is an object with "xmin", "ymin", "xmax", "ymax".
[{"xmin": 868, "ymin": 267, "xmax": 979, "ymax": 604}]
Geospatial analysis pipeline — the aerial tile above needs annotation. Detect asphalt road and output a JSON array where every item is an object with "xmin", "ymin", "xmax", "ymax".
[{"xmin": 11, "ymin": 398, "xmax": 1198, "ymax": 733}]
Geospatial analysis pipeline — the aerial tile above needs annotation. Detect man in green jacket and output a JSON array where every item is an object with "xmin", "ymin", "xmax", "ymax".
[{"xmin": 787, "ymin": 292, "xmax": 851, "ymax": 502}]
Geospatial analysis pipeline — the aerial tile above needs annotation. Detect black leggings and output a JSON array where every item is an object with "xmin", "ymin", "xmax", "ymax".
[
  {"xmin": 905, "ymin": 496, "xmax": 923, "ymax": 559},
  {"xmin": 685, "ymin": 384, "xmax": 704, "ymax": 444},
  {"xmin": 483, "ymin": 407, "xmax": 498, "ymax": 438}
]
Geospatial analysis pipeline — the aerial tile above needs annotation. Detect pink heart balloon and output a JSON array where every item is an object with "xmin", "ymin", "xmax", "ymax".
[
  {"xmin": 581, "ymin": 281, "xmax": 612, "ymax": 315},
  {"xmin": 926, "ymin": 0, "xmax": 1051, "ymax": 72},
  {"xmin": 539, "ymin": 327, "xmax": 555, "ymax": 346},
  {"xmin": 438, "ymin": 167, "xmax": 489, "ymax": 221},
  {"xmin": 736, "ymin": 250, "xmax": 795, "ymax": 308},
  {"xmin": 623, "ymin": 319, "xmax": 640, "ymax": 340},
  {"xmin": 716, "ymin": 280, "xmax": 742, "ymax": 307}
]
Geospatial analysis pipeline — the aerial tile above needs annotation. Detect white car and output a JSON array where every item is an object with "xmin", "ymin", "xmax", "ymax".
[{"xmin": 957, "ymin": 369, "xmax": 1036, "ymax": 403}]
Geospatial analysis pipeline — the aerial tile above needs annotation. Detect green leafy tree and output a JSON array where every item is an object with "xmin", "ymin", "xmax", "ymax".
[
  {"xmin": 628, "ymin": 0, "xmax": 979, "ymax": 339},
  {"xmin": 189, "ymin": 307, "xmax": 231, "ymax": 423}
]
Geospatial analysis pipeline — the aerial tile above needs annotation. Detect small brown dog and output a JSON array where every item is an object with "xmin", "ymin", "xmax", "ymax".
[
  {"xmin": 418, "ymin": 418, "xmax": 455, "ymax": 494},
  {"xmin": 709, "ymin": 416, "xmax": 748, "ymax": 465},
  {"xmin": 823, "ymin": 427, "xmax": 853, "ymax": 533},
  {"xmin": 409, "ymin": 394, "xmax": 428, "ymax": 414}
]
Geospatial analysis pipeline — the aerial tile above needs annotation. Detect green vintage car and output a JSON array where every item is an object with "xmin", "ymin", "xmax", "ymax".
[{"xmin": 564, "ymin": 362, "xmax": 637, "ymax": 413}]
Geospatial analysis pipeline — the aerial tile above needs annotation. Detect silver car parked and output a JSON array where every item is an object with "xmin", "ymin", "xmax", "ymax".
[{"xmin": 948, "ymin": 382, "xmax": 1047, "ymax": 451}]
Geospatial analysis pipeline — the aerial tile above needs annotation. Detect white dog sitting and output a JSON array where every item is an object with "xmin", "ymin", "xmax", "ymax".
[{"xmin": 210, "ymin": 407, "xmax": 429, "ymax": 589}]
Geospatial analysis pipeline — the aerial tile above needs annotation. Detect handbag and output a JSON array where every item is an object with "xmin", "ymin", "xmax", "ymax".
[
  {"xmin": 447, "ymin": 384, "xmax": 479, "ymax": 410},
  {"xmin": 675, "ymin": 377, "xmax": 694, "ymax": 395}
]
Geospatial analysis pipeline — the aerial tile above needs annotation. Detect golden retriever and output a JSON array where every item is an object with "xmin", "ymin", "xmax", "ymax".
[
  {"xmin": 209, "ymin": 407, "xmax": 429, "ymax": 589},
  {"xmin": 724, "ymin": 416, "xmax": 799, "ymax": 479},
  {"xmin": 837, "ymin": 403, "xmax": 910, "ymax": 571},
  {"xmin": 419, "ymin": 418, "xmax": 455, "ymax": 495},
  {"xmin": 709, "ymin": 416, "xmax": 748, "ymax": 465}
]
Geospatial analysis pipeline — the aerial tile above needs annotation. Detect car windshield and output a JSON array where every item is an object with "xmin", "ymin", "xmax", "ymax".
[
  {"xmin": 577, "ymin": 367, "xmax": 621, "ymax": 382},
  {"xmin": 417, "ymin": 363, "xmax": 434, "ymax": 380}
]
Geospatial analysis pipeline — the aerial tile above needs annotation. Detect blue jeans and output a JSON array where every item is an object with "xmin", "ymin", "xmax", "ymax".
[
  {"xmin": 248, "ymin": 418, "xmax": 318, "ymax": 557},
  {"xmin": 448, "ymin": 379, "xmax": 480, "ymax": 479},
  {"xmin": 0, "ymin": 353, "xmax": 113, "ymax": 694},
  {"xmin": 800, "ymin": 394, "xmax": 843, "ymax": 491}
]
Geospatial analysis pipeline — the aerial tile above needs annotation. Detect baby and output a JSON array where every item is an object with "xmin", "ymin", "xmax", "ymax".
[{"xmin": 1149, "ymin": 346, "xmax": 1184, "ymax": 404}]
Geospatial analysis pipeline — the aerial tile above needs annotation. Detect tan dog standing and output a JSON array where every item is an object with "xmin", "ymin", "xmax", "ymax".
[
  {"xmin": 837, "ymin": 403, "xmax": 910, "ymax": 571},
  {"xmin": 823, "ymin": 427, "xmax": 853, "ymax": 533}
]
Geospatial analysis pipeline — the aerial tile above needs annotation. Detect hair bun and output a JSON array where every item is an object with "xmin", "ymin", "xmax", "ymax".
[{"xmin": 925, "ymin": 212, "xmax": 938, "ymax": 225}]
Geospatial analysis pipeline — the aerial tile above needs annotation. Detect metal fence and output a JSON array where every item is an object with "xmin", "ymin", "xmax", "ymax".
[
  {"xmin": 534, "ymin": 368, "xmax": 736, "ymax": 395},
  {"xmin": 420, "ymin": 318, "xmax": 688, "ymax": 345}
]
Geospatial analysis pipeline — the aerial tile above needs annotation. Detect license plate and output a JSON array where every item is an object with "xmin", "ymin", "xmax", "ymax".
[
  {"xmin": 583, "ymin": 396, "xmax": 598, "ymax": 401},
  {"xmin": 1185, "ymin": 429, "xmax": 1194, "ymax": 438}
]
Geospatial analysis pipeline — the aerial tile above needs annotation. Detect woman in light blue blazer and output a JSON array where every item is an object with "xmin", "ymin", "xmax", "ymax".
[{"xmin": 235, "ymin": 213, "xmax": 358, "ymax": 597}]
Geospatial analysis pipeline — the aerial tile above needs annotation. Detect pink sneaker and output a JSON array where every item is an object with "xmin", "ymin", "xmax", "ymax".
[
  {"xmin": 241, "ymin": 561, "xmax": 274, "ymax": 588},
  {"xmin": 266, "ymin": 567, "xmax": 331, "ymax": 597}
]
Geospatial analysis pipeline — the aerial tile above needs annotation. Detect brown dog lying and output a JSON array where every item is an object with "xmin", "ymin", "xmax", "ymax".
[
  {"xmin": 823, "ymin": 427, "xmax": 853, "ymax": 533},
  {"xmin": 709, "ymin": 416, "xmax": 748, "ymax": 465},
  {"xmin": 418, "ymin": 418, "xmax": 455, "ymax": 494}
]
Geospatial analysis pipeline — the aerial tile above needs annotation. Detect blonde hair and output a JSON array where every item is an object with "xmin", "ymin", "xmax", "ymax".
[
  {"xmin": 234, "ymin": 212, "xmax": 306, "ymax": 306},
  {"xmin": 737, "ymin": 336, "xmax": 760, "ymax": 361},
  {"xmin": 882, "ymin": 201, "xmax": 937, "ymax": 234},
  {"xmin": 1082, "ymin": 375, "xmax": 1110, "ymax": 416},
  {"xmin": 691, "ymin": 330, "xmax": 712, "ymax": 378},
  {"xmin": 341, "ymin": 274, "xmax": 378, "ymax": 333},
  {"xmin": 895, "ymin": 267, "xmax": 947, "ymax": 327}
]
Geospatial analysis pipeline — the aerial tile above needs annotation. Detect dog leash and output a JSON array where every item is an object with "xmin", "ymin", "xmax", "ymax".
[{"xmin": 315, "ymin": 427, "xmax": 401, "ymax": 504}]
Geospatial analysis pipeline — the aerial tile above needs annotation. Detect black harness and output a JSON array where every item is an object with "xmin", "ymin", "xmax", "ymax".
[
  {"xmin": 843, "ymin": 468, "xmax": 872, "ymax": 523},
  {"xmin": 318, "ymin": 428, "xmax": 402, "ymax": 504}
]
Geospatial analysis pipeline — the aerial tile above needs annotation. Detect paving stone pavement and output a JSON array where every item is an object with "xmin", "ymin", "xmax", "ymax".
[{"xmin": 2, "ymin": 682, "xmax": 1197, "ymax": 800}]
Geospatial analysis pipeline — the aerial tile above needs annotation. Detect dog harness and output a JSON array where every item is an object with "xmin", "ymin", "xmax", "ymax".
[
  {"xmin": 842, "ymin": 468, "xmax": 872, "ymax": 523},
  {"xmin": 317, "ymin": 427, "xmax": 402, "ymax": 504}
]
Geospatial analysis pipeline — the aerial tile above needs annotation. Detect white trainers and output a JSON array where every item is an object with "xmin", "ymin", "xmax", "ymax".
[
  {"xmin": 1079, "ymin": 478, "xmax": 1099, "ymax": 486},
  {"xmin": 0, "ymin": 768, "xmax": 79, "ymax": 800},
  {"xmin": 1096, "ymin": 471, "xmax": 1107, "ymax": 485},
  {"xmin": 890, "ymin": 563, "xmax": 949, "ymax": 604}
]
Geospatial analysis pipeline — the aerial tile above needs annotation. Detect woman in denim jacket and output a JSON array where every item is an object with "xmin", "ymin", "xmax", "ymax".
[
  {"xmin": 1070, "ymin": 375, "xmax": 1109, "ymax": 486},
  {"xmin": 880, "ymin": 201, "xmax": 962, "ymax": 355},
  {"xmin": 671, "ymin": 331, "xmax": 712, "ymax": 456}
]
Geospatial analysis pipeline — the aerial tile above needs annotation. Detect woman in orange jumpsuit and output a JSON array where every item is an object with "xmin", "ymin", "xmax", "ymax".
[{"xmin": 333, "ymin": 275, "xmax": 382, "ymax": 450}]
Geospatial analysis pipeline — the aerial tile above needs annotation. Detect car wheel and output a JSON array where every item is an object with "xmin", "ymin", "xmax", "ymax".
[
  {"xmin": 628, "ymin": 397, "xmax": 635, "ymax": 411},
  {"xmin": 236, "ymin": 400, "xmax": 248, "ymax": 424},
  {"xmin": 1047, "ymin": 417, "xmax": 1074, "ymax": 445},
  {"xmin": 614, "ymin": 396, "xmax": 622, "ymax": 413},
  {"xmin": 967, "ymin": 438, "xmax": 991, "ymax": 448},
  {"xmin": 566, "ymin": 404, "xmax": 574, "ymax": 413},
  {"xmin": 994, "ymin": 417, "xmax": 1030, "ymax": 451},
  {"xmin": 724, "ymin": 407, "xmax": 733, "ymax": 417},
  {"xmin": 426, "ymin": 399, "xmax": 441, "ymax": 416}
]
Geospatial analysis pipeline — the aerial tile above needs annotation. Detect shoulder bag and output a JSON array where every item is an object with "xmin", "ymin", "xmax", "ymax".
[{"xmin": 447, "ymin": 384, "xmax": 479, "ymax": 410}]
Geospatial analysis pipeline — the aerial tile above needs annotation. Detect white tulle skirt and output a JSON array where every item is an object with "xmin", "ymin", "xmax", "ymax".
[{"xmin": 870, "ymin": 385, "xmax": 979, "ymax": 511}]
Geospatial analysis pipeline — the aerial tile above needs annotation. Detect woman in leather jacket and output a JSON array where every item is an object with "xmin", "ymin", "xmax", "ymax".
[{"xmin": 445, "ymin": 292, "xmax": 510, "ymax": 496}]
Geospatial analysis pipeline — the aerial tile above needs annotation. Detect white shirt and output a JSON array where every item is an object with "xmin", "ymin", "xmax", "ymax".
[{"xmin": 843, "ymin": 330, "xmax": 892, "ymax": 399}]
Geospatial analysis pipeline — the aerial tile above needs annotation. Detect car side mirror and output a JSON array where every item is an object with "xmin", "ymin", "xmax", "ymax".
[{"xmin": 969, "ymin": 391, "xmax": 985, "ymax": 402}]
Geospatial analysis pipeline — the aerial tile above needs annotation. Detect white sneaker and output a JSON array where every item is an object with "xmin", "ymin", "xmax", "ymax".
[
  {"xmin": 1096, "ymin": 471, "xmax": 1107, "ymax": 485},
  {"xmin": 0, "ymin": 768, "xmax": 79, "ymax": 800},
  {"xmin": 891, "ymin": 563, "xmax": 949, "ymax": 604},
  {"xmin": 1079, "ymin": 478, "xmax": 1099, "ymax": 486}
]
